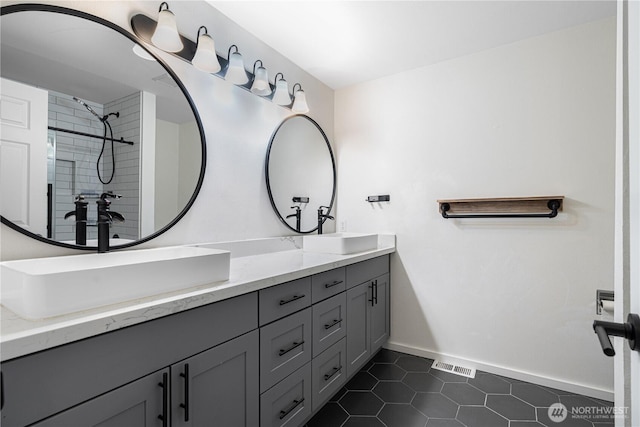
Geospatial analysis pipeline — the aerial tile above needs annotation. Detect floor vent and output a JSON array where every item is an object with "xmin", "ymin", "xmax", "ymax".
[{"xmin": 431, "ymin": 360, "xmax": 476, "ymax": 378}]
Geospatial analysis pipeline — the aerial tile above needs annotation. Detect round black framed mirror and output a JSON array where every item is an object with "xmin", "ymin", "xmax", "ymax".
[
  {"xmin": 0, "ymin": 4, "xmax": 206, "ymax": 250},
  {"xmin": 265, "ymin": 115, "xmax": 336, "ymax": 234}
]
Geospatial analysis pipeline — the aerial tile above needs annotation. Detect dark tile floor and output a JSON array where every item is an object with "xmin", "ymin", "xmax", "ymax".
[{"xmin": 306, "ymin": 349, "xmax": 614, "ymax": 427}]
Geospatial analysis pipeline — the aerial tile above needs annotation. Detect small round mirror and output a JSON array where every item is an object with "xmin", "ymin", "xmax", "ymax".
[{"xmin": 265, "ymin": 115, "xmax": 336, "ymax": 233}]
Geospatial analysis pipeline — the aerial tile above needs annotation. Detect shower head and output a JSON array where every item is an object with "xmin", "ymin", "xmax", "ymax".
[{"xmin": 73, "ymin": 96, "xmax": 102, "ymax": 121}]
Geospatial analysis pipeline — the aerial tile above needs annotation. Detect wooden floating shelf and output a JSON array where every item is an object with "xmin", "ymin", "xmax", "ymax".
[{"xmin": 437, "ymin": 196, "xmax": 564, "ymax": 219}]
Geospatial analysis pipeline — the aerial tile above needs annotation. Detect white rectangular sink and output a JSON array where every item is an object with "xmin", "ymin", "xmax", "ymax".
[
  {"xmin": 0, "ymin": 246, "xmax": 230, "ymax": 320},
  {"xmin": 303, "ymin": 233, "xmax": 378, "ymax": 255}
]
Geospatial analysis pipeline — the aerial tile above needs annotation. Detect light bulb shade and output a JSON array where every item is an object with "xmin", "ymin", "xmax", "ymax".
[
  {"xmin": 132, "ymin": 44, "xmax": 155, "ymax": 61},
  {"xmin": 225, "ymin": 52, "xmax": 249, "ymax": 85},
  {"xmin": 151, "ymin": 9, "xmax": 183, "ymax": 52},
  {"xmin": 192, "ymin": 33, "xmax": 221, "ymax": 73},
  {"xmin": 292, "ymin": 89, "xmax": 309, "ymax": 113},
  {"xmin": 272, "ymin": 79, "xmax": 292, "ymax": 105},
  {"xmin": 250, "ymin": 66, "xmax": 272, "ymax": 96}
]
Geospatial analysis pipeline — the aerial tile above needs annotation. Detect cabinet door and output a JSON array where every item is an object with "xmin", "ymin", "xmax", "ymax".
[
  {"xmin": 171, "ymin": 330, "xmax": 259, "ymax": 427},
  {"xmin": 32, "ymin": 369, "xmax": 168, "ymax": 427},
  {"xmin": 370, "ymin": 273, "xmax": 390, "ymax": 353},
  {"xmin": 346, "ymin": 281, "xmax": 372, "ymax": 377}
]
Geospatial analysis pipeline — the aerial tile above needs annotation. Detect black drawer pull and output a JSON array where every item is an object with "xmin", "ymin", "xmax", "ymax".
[
  {"xmin": 179, "ymin": 363, "xmax": 190, "ymax": 422},
  {"xmin": 279, "ymin": 340, "xmax": 305, "ymax": 356},
  {"xmin": 324, "ymin": 318, "xmax": 342, "ymax": 330},
  {"xmin": 279, "ymin": 398, "xmax": 305, "ymax": 420},
  {"xmin": 157, "ymin": 372, "xmax": 169, "ymax": 427},
  {"xmin": 279, "ymin": 294, "xmax": 305, "ymax": 305},
  {"xmin": 324, "ymin": 366, "xmax": 342, "ymax": 381},
  {"xmin": 325, "ymin": 280, "xmax": 343, "ymax": 289}
]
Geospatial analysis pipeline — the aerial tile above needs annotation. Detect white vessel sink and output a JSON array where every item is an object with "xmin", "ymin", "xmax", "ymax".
[
  {"xmin": 0, "ymin": 246, "xmax": 230, "ymax": 319},
  {"xmin": 303, "ymin": 233, "xmax": 378, "ymax": 255}
]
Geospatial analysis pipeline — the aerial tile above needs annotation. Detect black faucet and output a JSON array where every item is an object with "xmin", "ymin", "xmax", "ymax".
[
  {"xmin": 64, "ymin": 195, "xmax": 88, "ymax": 245},
  {"xmin": 96, "ymin": 192, "xmax": 124, "ymax": 253},
  {"xmin": 317, "ymin": 206, "xmax": 334, "ymax": 235},
  {"xmin": 286, "ymin": 206, "xmax": 302, "ymax": 232}
]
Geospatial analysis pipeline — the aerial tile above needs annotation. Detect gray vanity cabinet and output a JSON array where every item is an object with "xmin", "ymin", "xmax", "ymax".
[
  {"xmin": 1, "ymin": 292, "xmax": 258, "ymax": 427},
  {"xmin": 32, "ymin": 369, "xmax": 169, "ymax": 427},
  {"xmin": 345, "ymin": 256, "xmax": 390, "ymax": 378},
  {"xmin": 171, "ymin": 330, "xmax": 259, "ymax": 427},
  {"xmin": 370, "ymin": 273, "xmax": 390, "ymax": 353}
]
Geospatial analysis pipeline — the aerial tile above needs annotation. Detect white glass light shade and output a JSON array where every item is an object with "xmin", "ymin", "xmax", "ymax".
[
  {"xmin": 272, "ymin": 79, "xmax": 292, "ymax": 105},
  {"xmin": 192, "ymin": 33, "xmax": 221, "ymax": 73},
  {"xmin": 151, "ymin": 9, "xmax": 183, "ymax": 52},
  {"xmin": 292, "ymin": 89, "xmax": 309, "ymax": 113},
  {"xmin": 132, "ymin": 44, "xmax": 155, "ymax": 61},
  {"xmin": 225, "ymin": 52, "xmax": 249, "ymax": 85},
  {"xmin": 251, "ymin": 66, "xmax": 272, "ymax": 96}
]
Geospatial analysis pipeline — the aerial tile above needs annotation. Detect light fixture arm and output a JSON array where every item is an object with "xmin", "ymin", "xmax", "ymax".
[
  {"xmin": 253, "ymin": 59, "xmax": 264, "ymax": 74},
  {"xmin": 227, "ymin": 44, "xmax": 239, "ymax": 58},
  {"xmin": 158, "ymin": 2, "xmax": 169, "ymax": 12},
  {"xmin": 292, "ymin": 83, "xmax": 303, "ymax": 93}
]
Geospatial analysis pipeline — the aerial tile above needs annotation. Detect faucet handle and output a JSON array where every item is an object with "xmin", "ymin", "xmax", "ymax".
[
  {"xmin": 109, "ymin": 211, "xmax": 125, "ymax": 222},
  {"xmin": 100, "ymin": 191, "xmax": 122, "ymax": 200}
]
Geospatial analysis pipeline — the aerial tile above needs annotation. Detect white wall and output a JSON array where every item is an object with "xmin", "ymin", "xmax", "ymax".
[
  {"xmin": 155, "ymin": 119, "xmax": 180, "ymax": 229},
  {"xmin": 0, "ymin": 0, "xmax": 335, "ymax": 260},
  {"xmin": 335, "ymin": 18, "xmax": 616, "ymax": 397}
]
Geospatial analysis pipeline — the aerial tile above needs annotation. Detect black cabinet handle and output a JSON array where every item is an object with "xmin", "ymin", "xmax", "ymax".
[
  {"xmin": 179, "ymin": 363, "xmax": 190, "ymax": 422},
  {"xmin": 325, "ymin": 280, "xmax": 343, "ymax": 289},
  {"xmin": 279, "ymin": 340, "xmax": 305, "ymax": 356},
  {"xmin": 279, "ymin": 398, "xmax": 305, "ymax": 420},
  {"xmin": 324, "ymin": 318, "xmax": 342, "ymax": 330},
  {"xmin": 369, "ymin": 284, "xmax": 375, "ymax": 307},
  {"xmin": 279, "ymin": 294, "xmax": 305, "ymax": 306},
  {"xmin": 373, "ymin": 280, "xmax": 378, "ymax": 305},
  {"xmin": 324, "ymin": 366, "xmax": 342, "ymax": 381},
  {"xmin": 157, "ymin": 372, "xmax": 168, "ymax": 427}
]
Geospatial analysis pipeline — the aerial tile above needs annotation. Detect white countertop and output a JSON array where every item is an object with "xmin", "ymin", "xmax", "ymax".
[{"xmin": 1, "ymin": 235, "xmax": 395, "ymax": 361}]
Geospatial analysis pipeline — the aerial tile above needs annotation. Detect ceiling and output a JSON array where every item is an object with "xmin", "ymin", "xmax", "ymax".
[{"xmin": 208, "ymin": 1, "xmax": 616, "ymax": 90}]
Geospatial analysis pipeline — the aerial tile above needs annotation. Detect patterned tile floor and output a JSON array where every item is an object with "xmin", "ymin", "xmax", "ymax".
[{"xmin": 306, "ymin": 349, "xmax": 614, "ymax": 427}]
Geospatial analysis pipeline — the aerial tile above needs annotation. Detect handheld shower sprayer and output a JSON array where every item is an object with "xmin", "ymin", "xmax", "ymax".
[
  {"xmin": 72, "ymin": 96, "xmax": 120, "ymax": 185},
  {"xmin": 73, "ymin": 96, "xmax": 102, "ymax": 121}
]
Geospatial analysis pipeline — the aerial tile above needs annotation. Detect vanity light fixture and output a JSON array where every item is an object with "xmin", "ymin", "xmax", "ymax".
[
  {"xmin": 151, "ymin": 2, "xmax": 183, "ymax": 52},
  {"xmin": 224, "ymin": 45, "xmax": 249, "ymax": 85},
  {"xmin": 250, "ymin": 60, "xmax": 272, "ymax": 96},
  {"xmin": 191, "ymin": 26, "xmax": 221, "ymax": 73},
  {"xmin": 272, "ymin": 73, "xmax": 292, "ymax": 106},
  {"xmin": 291, "ymin": 83, "xmax": 309, "ymax": 113},
  {"xmin": 131, "ymin": 4, "xmax": 311, "ymax": 112}
]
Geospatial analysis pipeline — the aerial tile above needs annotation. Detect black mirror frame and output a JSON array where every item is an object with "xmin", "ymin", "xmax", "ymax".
[
  {"xmin": 265, "ymin": 115, "xmax": 336, "ymax": 234},
  {"xmin": 0, "ymin": 3, "xmax": 207, "ymax": 251}
]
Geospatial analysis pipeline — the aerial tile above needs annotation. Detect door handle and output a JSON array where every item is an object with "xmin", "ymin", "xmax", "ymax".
[{"xmin": 593, "ymin": 313, "xmax": 640, "ymax": 356}]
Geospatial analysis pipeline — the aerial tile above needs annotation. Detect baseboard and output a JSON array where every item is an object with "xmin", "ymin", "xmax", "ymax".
[{"xmin": 385, "ymin": 341, "xmax": 614, "ymax": 402}]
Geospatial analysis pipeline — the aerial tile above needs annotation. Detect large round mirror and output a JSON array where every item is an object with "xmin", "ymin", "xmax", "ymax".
[
  {"xmin": 265, "ymin": 115, "xmax": 336, "ymax": 233},
  {"xmin": 0, "ymin": 4, "xmax": 205, "ymax": 250}
]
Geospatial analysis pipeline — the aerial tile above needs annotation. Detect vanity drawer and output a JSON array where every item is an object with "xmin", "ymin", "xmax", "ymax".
[
  {"xmin": 346, "ymin": 255, "xmax": 389, "ymax": 289},
  {"xmin": 312, "ymin": 338, "xmax": 347, "ymax": 412},
  {"xmin": 312, "ymin": 292, "xmax": 346, "ymax": 357},
  {"xmin": 260, "ymin": 363, "xmax": 312, "ymax": 427},
  {"xmin": 311, "ymin": 267, "xmax": 346, "ymax": 303},
  {"xmin": 260, "ymin": 308, "xmax": 312, "ymax": 392},
  {"xmin": 259, "ymin": 277, "xmax": 311, "ymax": 326}
]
